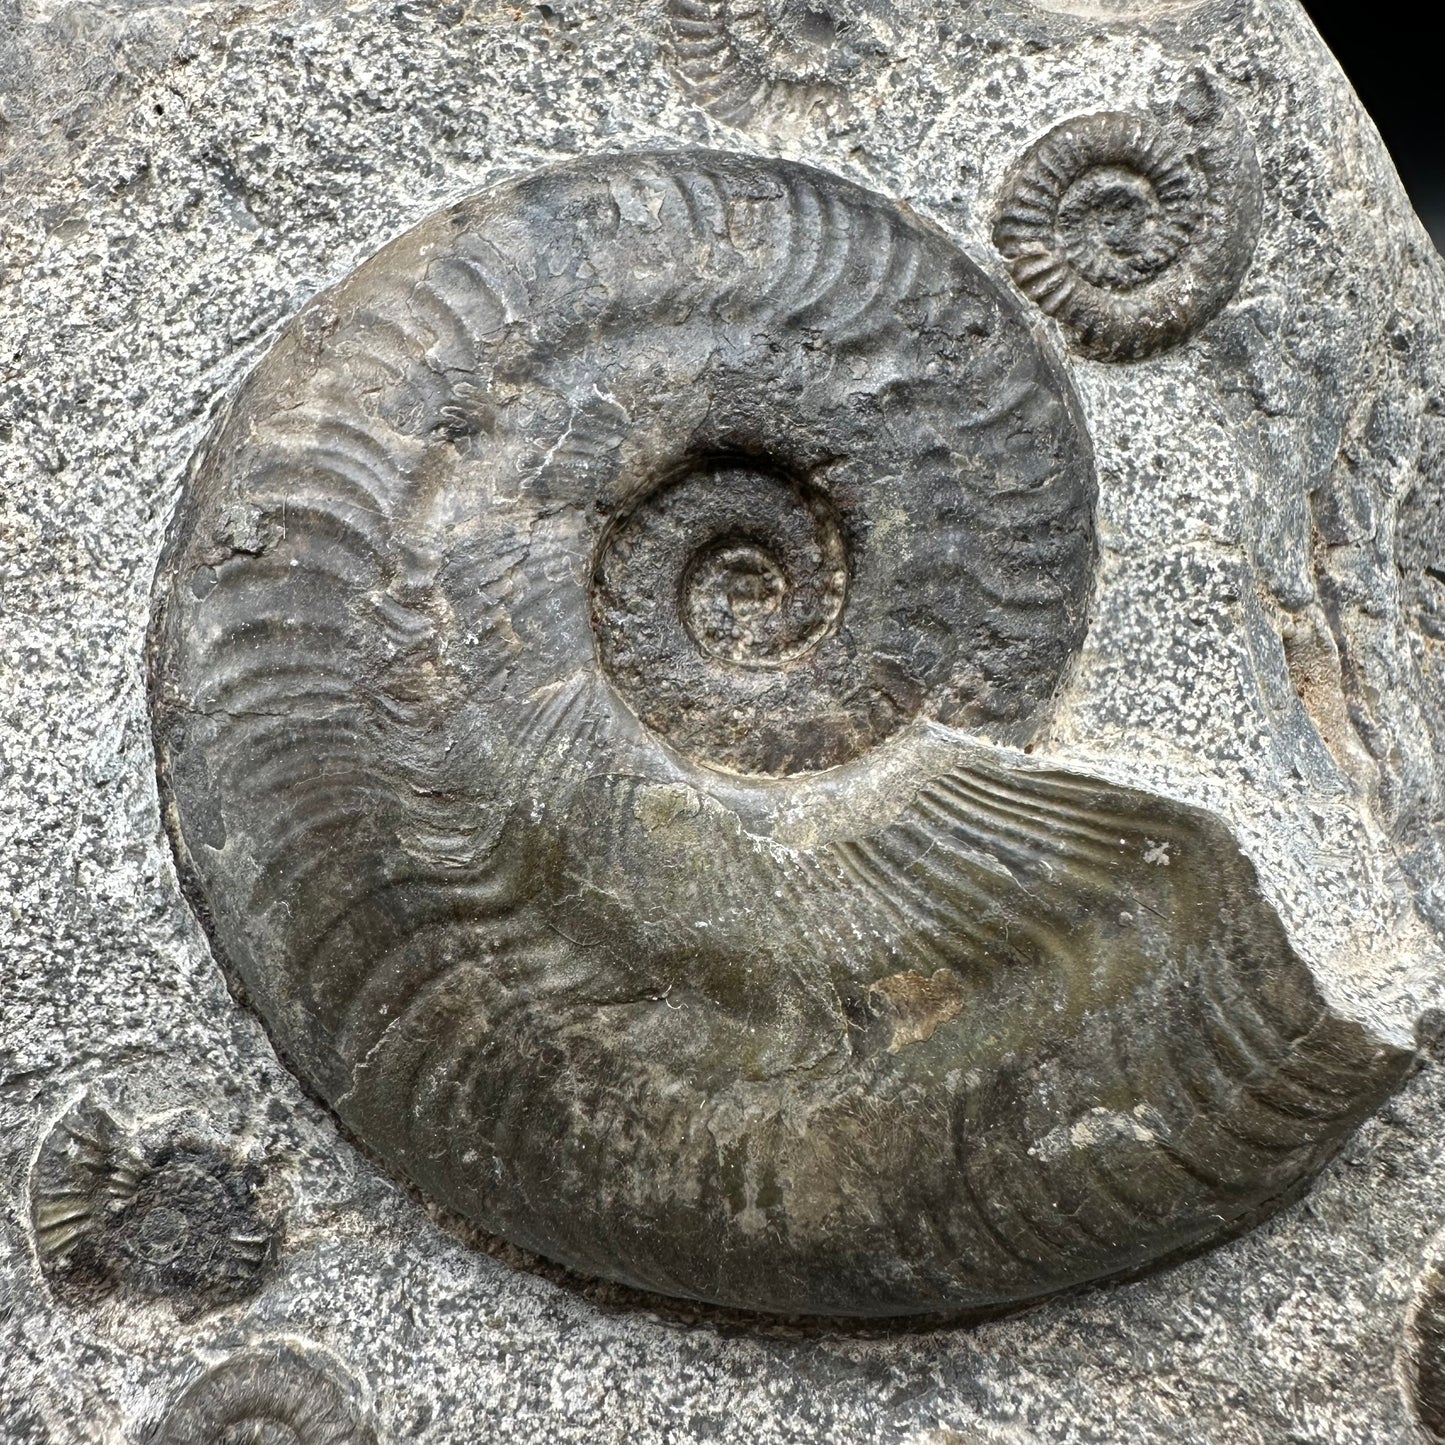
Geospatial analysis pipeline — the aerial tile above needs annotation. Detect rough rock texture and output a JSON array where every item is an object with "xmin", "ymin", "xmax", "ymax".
[{"xmin": 3, "ymin": 0, "xmax": 1445, "ymax": 1438}]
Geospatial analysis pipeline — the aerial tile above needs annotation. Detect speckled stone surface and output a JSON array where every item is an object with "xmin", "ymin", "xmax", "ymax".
[{"xmin": 3, "ymin": 0, "xmax": 1445, "ymax": 1440}]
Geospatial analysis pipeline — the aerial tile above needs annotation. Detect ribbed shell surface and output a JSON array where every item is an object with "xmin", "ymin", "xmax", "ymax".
[{"xmin": 149, "ymin": 150, "xmax": 1408, "ymax": 1316}]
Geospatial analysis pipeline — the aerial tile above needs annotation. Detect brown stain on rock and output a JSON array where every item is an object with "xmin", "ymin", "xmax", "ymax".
[{"xmin": 868, "ymin": 968, "xmax": 967, "ymax": 1051}]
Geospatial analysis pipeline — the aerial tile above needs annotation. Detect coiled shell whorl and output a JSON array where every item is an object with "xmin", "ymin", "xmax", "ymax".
[
  {"xmin": 666, "ymin": 0, "xmax": 892, "ymax": 127},
  {"xmin": 29, "ymin": 1097, "xmax": 276, "ymax": 1307},
  {"xmin": 154, "ymin": 1345, "xmax": 375, "ymax": 1445},
  {"xmin": 993, "ymin": 84, "xmax": 1262, "ymax": 361},
  {"xmin": 150, "ymin": 149, "xmax": 1407, "ymax": 1317}
]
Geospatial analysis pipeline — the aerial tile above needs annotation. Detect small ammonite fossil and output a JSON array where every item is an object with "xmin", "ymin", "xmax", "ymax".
[
  {"xmin": 993, "ymin": 81, "xmax": 1262, "ymax": 361},
  {"xmin": 153, "ymin": 1344, "xmax": 375, "ymax": 1445},
  {"xmin": 150, "ymin": 148, "xmax": 1408, "ymax": 1316},
  {"xmin": 666, "ymin": 0, "xmax": 892, "ymax": 127},
  {"xmin": 30, "ymin": 1096, "xmax": 277, "ymax": 1305}
]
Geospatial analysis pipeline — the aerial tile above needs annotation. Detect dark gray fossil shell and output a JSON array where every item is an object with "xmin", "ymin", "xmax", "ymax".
[
  {"xmin": 993, "ymin": 84, "xmax": 1261, "ymax": 361},
  {"xmin": 666, "ymin": 0, "xmax": 891, "ymax": 126},
  {"xmin": 1411, "ymin": 1265, "xmax": 1445, "ymax": 1440},
  {"xmin": 149, "ymin": 148, "xmax": 1408, "ymax": 1317},
  {"xmin": 30, "ymin": 1097, "xmax": 276, "ymax": 1306},
  {"xmin": 153, "ymin": 1344, "xmax": 375, "ymax": 1445}
]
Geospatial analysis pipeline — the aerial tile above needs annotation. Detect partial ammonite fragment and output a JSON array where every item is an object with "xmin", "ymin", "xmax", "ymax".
[{"xmin": 154, "ymin": 1345, "xmax": 375, "ymax": 1445}]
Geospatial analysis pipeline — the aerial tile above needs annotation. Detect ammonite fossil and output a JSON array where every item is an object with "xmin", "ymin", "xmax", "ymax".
[
  {"xmin": 30, "ymin": 1097, "xmax": 276, "ymax": 1305},
  {"xmin": 153, "ymin": 1344, "xmax": 375, "ymax": 1445},
  {"xmin": 149, "ymin": 148, "xmax": 1408, "ymax": 1317},
  {"xmin": 666, "ymin": 0, "xmax": 891, "ymax": 126},
  {"xmin": 993, "ymin": 84, "xmax": 1261, "ymax": 361}
]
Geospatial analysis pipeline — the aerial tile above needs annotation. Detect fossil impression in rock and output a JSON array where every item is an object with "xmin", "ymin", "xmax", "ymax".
[
  {"xmin": 149, "ymin": 148, "xmax": 1409, "ymax": 1317},
  {"xmin": 29, "ymin": 1096, "xmax": 276, "ymax": 1306},
  {"xmin": 993, "ymin": 82, "xmax": 1261, "ymax": 361},
  {"xmin": 666, "ymin": 0, "xmax": 892, "ymax": 126},
  {"xmin": 154, "ymin": 1344, "xmax": 375, "ymax": 1445}
]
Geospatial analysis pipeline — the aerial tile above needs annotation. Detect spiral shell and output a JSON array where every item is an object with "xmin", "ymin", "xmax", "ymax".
[
  {"xmin": 666, "ymin": 0, "xmax": 891, "ymax": 126},
  {"xmin": 993, "ymin": 86, "xmax": 1261, "ymax": 361},
  {"xmin": 150, "ymin": 149, "xmax": 1407, "ymax": 1316},
  {"xmin": 29, "ymin": 1097, "xmax": 276, "ymax": 1305},
  {"xmin": 154, "ymin": 1345, "xmax": 375, "ymax": 1445}
]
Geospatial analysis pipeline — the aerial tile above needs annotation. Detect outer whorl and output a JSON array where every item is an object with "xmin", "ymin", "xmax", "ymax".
[{"xmin": 150, "ymin": 149, "xmax": 1408, "ymax": 1317}]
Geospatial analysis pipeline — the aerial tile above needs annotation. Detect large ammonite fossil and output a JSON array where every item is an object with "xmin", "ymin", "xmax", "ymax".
[
  {"xmin": 993, "ymin": 85, "xmax": 1261, "ymax": 361},
  {"xmin": 149, "ymin": 148, "xmax": 1407, "ymax": 1318}
]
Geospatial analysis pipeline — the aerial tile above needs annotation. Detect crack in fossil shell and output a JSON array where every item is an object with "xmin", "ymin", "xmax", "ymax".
[
  {"xmin": 149, "ymin": 149, "xmax": 1408, "ymax": 1318},
  {"xmin": 993, "ymin": 82, "xmax": 1262, "ymax": 361}
]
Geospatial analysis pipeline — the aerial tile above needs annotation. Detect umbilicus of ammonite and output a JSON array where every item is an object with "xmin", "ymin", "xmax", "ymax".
[{"xmin": 148, "ymin": 3, "xmax": 1442, "ymax": 1317}]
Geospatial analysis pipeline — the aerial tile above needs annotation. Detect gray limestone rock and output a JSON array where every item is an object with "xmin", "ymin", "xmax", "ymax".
[{"xmin": 3, "ymin": 0, "xmax": 1445, "ymax": 1439}]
